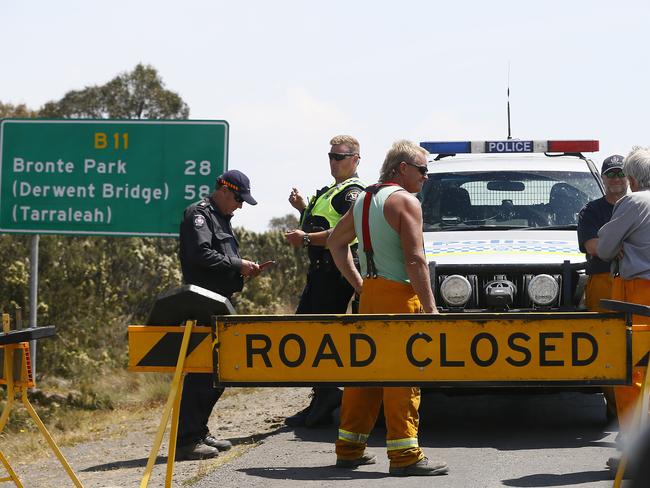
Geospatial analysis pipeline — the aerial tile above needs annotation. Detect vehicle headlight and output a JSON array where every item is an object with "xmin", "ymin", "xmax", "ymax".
[
  {"xmin": 440, "ymin": 275, "xmax": 472, "ymax": 307},
  {"xmin": 527, "ymin": 274, "xmax": 559, "ymax": 306}
]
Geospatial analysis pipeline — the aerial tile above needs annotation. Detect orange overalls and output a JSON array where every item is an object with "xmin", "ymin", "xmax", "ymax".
[
  {"xmin": 585, "ymin": 273, "xmax": 617, "ymax": 417},
  {"xmin": 585, "ymin": 273, "xmax": 614, "ymax": 312},
  {"xmin": 612, "ymin": 276, "xmax": 650, "ymax": 430},
  {"xmin": 335, "ymin": 277, "xmax": 424, "ymax": 468}
]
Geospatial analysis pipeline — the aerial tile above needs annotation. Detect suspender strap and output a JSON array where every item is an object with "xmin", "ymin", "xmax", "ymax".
[
  {"xmin": 361, "ymin": 190, "xmax": 377, "ymax": 278},
  {"xmin": 360, "ymin": 183, "xmax": 401, "ymax": 279}
]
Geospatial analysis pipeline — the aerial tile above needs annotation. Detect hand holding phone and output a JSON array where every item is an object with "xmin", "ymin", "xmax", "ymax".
[{"xmin": 259, "ymin": 260, "xmax": 276, "ymax": 271}]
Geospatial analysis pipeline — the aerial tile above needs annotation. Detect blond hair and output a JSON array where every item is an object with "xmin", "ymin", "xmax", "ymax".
[
  {"xmin": 330, "ymin": 135, "xmax": 360, "ymax": 154},
  {"xmin": 379, "ymin": 139, "xmax": 429, "ymax": 182}
]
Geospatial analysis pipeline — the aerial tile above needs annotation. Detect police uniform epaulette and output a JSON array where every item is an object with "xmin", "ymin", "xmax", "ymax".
[{"xmin": 197, "ymin": 200, "xmax": 209, "ymax": 208}]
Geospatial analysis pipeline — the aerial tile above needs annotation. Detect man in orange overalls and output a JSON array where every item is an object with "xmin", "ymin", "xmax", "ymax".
[{"xmin": 328, "ymin": 140, "xmax": 448, "ymax": 476}]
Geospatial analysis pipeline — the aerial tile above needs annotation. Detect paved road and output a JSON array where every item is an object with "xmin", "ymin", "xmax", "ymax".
[{"xmin": 193, "ymin": 391, "xmax": 625, "ymax": 488}]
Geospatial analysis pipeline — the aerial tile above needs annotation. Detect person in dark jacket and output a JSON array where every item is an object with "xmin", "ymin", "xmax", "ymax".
[{"xmin": 176, "ymin": 169, "xmax": 261, "ymax": 460}]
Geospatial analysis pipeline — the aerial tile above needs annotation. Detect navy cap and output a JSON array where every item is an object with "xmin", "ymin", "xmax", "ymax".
[
  {"xmin": 601, "ymin": 154, "xmax": 625, "ymax": 174},
  {"xmin": 217, "ymin": 170, "xmax": 257, "ymax": 205}
]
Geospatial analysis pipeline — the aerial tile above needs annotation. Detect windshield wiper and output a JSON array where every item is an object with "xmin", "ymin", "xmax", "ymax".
[
  {"xmin": 428, "ymin": 224, "xmax": 531, "ymax": 231},
  {"xmin": 521, "ymin": 224, "xmax": 577, "ymax": 230}
]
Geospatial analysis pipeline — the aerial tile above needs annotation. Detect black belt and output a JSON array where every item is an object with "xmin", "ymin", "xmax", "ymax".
[
  {"xmin": 309, "ymin": 253, "xmax": 359, "ymax": 272},
  {"xmin": 309, "ymin": 253, "xmax": 335, "ymax": 271}
]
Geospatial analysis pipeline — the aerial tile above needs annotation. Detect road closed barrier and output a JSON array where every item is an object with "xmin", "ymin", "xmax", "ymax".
[
  {"xmin": 129, "ymin": 296, "xmax": 650, "ymax": 487},
  {"xmin": 213, "ymin": 312, "xmax": 631, "ymax": 387}
]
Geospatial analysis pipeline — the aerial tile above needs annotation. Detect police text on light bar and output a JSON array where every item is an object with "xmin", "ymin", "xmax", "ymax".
[{"xmin": 420, "ymin": 140, "xmax": 599, "ymax": 155}]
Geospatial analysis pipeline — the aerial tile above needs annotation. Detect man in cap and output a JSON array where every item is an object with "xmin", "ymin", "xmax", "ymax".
[
  {"xmin": 283, "ymin": 135, "xmax": 365, "ymax": 427},
  {"xmin": 577, "ymin": 155, "xmax": 628, "ymax": 420},
  {"xmin": 176, "ymin": 169, "xmax": 261, "ymax": 460}
]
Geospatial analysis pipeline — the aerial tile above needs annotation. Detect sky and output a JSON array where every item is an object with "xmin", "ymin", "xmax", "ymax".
[{"xmin": 3, "ymin": 0, "xmax": 649, "ymax": 232}]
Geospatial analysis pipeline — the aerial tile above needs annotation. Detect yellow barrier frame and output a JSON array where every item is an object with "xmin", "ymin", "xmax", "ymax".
[
  {"xmin": 138, "ymin": 319, "xmax": 195, "ymax": 488},
  {"xmin": 0, "ymin": 314, "xmax": 83, "ymax": 488}
]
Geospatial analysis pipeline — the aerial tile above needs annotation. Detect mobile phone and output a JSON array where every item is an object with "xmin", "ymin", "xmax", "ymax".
[{"xmin": 259, "ymin": 260, "xmax": 276, "ymax": 270}]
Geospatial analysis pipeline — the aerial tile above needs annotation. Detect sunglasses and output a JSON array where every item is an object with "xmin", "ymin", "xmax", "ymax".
[
  {"xmin": 228, "ymin": 187, "xmax": 245, "ymax": 203},
  {"xmin": 328, "ymin": 152, "xmax": 357, "ymax": 161},
  {"xmin": 404, "ymin": 161, "xmax": 428, "ymax": 175},
  {"xmin": 604, "ymin": 170, "xmax": 625, "ymax": 179}
]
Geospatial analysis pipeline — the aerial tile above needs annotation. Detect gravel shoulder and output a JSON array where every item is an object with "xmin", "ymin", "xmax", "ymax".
[{"xmin": 8, "ymin": 386, "xmax": 311, "ymax": 488}]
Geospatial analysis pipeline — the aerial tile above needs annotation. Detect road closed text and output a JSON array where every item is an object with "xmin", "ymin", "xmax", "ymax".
[
  {"xmin": 245, "ymin": 331, "xmax": 599, "ymax": 369},
  {"xmin": 215, "ymin": 315, "xmax": 630, "ymax": 385}
]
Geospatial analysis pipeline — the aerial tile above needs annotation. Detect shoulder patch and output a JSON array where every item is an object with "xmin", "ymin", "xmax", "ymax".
[
  {"xmin": 345, "ymin": 189, "xmax": 361, "ymax": 203},
  {"xmin": 194, "ymin": 214, "xmax": 206, "ymax": 229}
]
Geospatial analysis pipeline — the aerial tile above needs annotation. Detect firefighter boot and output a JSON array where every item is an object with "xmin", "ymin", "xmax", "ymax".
[{"xmin": 389, "ymin": 457, "xmax": 449, "ymax": 477}]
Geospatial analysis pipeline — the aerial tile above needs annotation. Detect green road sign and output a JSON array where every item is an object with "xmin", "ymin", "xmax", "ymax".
[{"xmin": 0, "ymin": 119, "xmax": 228, "ymax": 237}]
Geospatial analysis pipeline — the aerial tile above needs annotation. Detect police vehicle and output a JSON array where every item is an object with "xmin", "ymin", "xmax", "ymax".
[{"xmin": 418, "ymin": 139, "xmax": 602, "ymax": 312}]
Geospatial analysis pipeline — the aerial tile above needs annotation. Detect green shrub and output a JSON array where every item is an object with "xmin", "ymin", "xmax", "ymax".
[{"xmin": 0, "ymin": 228, "xmax": 307, "ymax": 379}]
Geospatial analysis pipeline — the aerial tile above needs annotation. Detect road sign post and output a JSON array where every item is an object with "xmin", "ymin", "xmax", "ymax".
[{"xmin": 0, "ymin": 119, "xmax": 229, "ymax": 237}]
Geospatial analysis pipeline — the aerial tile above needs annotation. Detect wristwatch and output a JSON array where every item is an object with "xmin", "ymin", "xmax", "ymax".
[{"xmin": 302, "ymin": 233, "xmax": 311, "ymax": 247}]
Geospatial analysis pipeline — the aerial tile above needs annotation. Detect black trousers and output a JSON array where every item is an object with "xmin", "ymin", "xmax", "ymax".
[
  {"xmin": 296, "ymin": 265, "xmax": 354, "ymax": 406},
  {"xmin": 177, "ymin": 373, "xmax": 224, "ymax": 447},
  {"xmin": 296, "ymin": 265, "xmax": 355, "ymax": 314}
]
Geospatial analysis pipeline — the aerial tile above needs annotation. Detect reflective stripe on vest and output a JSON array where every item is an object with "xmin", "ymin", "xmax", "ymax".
[
  {"xmin": 300, "ymin": 177, "xmax": 364, "ymax": 229},
  {"xmin": 386, "ymin": 437, "xmax": 419, "ymax": 451},
  {"xmin": 338, "ymin": 428, "xmax": 369, "ymax": 444}
]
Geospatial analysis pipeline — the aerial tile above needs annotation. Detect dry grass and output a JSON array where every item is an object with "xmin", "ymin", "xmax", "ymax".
[
  {"xmin": 0, "ymin": 369, "xmax": 173, "ymax": 462},
  {"xmin": 1, "ymin": 369, "xmax": 265, "ymax": 465}
]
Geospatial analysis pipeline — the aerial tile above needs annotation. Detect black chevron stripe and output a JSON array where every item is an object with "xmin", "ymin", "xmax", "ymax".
[
  {"xmin": 636, "ymin": 351, "xmax": 650, "ymax": 368},
  {"xmin": 137, "ymin": 332, "xmax": 209, "ymax": 367}
]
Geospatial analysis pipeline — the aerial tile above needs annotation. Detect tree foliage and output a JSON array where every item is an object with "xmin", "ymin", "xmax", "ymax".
[
  {"xmin": 35, "ymin": 236, "xmax": 182, "ymax": 375},
  {"xmin": 0, "ymin": 229, "xmax": 306, "ymax": 378},
  {"xmin": 39, "ymin": 63, "xmax": 189, "ymax": 120},
  {"xmin": 0, "ymin": 101, "xmax": 38, "ymax": 118},
  {"xmin": 268, "ymin": 213, "xmax": 300, "ymax": 232},
  {"xmin": 236, "ymin": 228, "xmax": 307, "ymax": 314}
]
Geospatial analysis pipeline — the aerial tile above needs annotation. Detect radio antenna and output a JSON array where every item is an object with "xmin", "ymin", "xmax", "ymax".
[{"xmin": 507, "ymin": 62, "xmax": 512, "ymax": 140}]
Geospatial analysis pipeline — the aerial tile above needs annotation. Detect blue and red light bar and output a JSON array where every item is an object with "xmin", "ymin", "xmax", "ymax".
[{"xmin": 420, "ymin": 140, "xmax": 599, "ymax": 155}]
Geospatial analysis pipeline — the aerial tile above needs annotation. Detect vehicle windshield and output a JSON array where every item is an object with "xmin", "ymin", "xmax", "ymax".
[{"xmin": 419, "ymin": 170, "xmax": 603, "ymax": 231}]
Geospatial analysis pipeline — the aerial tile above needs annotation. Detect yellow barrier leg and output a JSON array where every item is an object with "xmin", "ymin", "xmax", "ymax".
[
  {"xmin": 165, "ymin": 373, "xmax": 184, "ymax": 488},
  {"xmin": 20, "ymin": 389, "xmax": 84, "ymax": 488},
  {"xmin": 613, "ymin": 365, "xmax": 650, "ymax": 487},
  {"xmin": 1, "ymin": 314, "xmax": 15, "ymax": 435},
  {"xmin": 642, "ymin": 367, "xmax": 650, "ymax": 431},
  {"xmin": 0, "ymin": 451, "xmax": 23, "ymax": 487},
  {"xmin": 140, "ymin": 320, "xmax": 194, "ymax": 488},
  {"xmin": 0, "ymin": 347, "xmax": 15, "ymax": 434},
  {"xmin": 1, "ymin": 328, "xmax": 21, "ymax": 487}
]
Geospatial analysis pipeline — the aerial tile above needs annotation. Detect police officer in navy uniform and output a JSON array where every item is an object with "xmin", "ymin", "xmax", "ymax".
[
  {"xmin": 176, "ymin": 169, "xmax": 261, "ymax": 460},
  {"xmin": 284, "ymin": 135, "xmax": 365, "ymax": 427},
  {"xmin": 577, "ymin": 154, "xmax": 628, "ymax": 422}
]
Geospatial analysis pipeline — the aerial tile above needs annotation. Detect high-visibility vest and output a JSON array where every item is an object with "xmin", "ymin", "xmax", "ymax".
[{"xmin": 300, "ymin": 177, "xmax": 364, "ymax": 232}]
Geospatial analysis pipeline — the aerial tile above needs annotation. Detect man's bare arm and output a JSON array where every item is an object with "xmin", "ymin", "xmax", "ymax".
[
  {"xmin": 385, "ymin": 192, "xmax": 437, "ymax": 313},
  {"xmin": 328, "ymin": 209, "xmax": 363, "ymax": 293}
]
